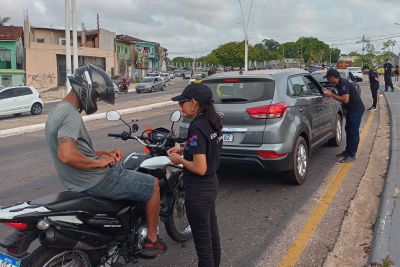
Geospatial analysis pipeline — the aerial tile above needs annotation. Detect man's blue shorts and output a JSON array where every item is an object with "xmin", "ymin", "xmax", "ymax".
[{"xmin": 84, "ymin": 163, "xmax": 155, "ymax": 202}]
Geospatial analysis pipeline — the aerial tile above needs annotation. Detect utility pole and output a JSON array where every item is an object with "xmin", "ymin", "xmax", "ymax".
[
  {"xmin": 97, "ymin": 13, "xmax": 100, "ymax": 30},
  {"xmin": 71, "ymin": 0, "xmax": 78, "ymax": 72},
  {"xmin": 65, "ymin": 0, "xmax": 72, "ymax": 94},
  {"xmin": 238, "ymin": 0, "xmax": 254, "ymax": 71}
]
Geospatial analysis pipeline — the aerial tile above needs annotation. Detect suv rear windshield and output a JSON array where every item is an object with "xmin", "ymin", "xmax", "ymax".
[{"xmin": 203, "ymin": 78, "xmax": 275, "ymax": 104}]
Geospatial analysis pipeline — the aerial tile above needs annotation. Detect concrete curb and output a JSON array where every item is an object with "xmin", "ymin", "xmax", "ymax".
[
  {"xmin": 0, "ymin": 101, "xmax": 175, "ymax": 139},
  {"xmin": 368, "ymin": 89, "xmax": 400, "ymax": 265}
]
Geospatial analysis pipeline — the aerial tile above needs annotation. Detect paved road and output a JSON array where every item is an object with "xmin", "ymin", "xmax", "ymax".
[{"xmin": 0, "ymin": 83, "xmax": 380, "ymax": 266}]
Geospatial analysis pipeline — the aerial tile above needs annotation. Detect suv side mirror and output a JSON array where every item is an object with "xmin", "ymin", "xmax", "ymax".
[{"xmin": 348, "ymin": 72, "xmax": 356, "ymax": 81}]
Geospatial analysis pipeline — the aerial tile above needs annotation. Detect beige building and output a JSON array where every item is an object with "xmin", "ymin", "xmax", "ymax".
[{"xmin": 24, "ymin": 16, "xmax": 116, "ymax": 91}]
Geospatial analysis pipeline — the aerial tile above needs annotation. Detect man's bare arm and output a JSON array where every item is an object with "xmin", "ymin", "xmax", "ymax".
[{"xmin": 57, "ymin": 137, "xmax": 115, "ymax": 169}]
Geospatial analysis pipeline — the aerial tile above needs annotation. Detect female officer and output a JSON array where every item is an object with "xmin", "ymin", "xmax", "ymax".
[{"xmin": 168, "ymin": 83, "xmax": 223, "ymax": 267}]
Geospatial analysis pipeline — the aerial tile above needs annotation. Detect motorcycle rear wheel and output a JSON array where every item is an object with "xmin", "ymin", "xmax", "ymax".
[{"xmin": 30, "ymin": 247, "xmax": 97, "ymax": 267}]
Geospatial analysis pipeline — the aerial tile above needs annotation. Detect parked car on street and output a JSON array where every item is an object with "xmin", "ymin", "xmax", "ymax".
[
  {"xmin": 0, "ymin": 86, "xmax": 44, "ymax": 117},
  {"xmin": 189, "ymin": 73, "xmax": 205, "ymax": 84},
  {"xmin": 136, "ymin": 77, "xmax": 166, "ymax": 93},
  {"xmin": 160, "ymin": 73, "xmax": 171, "ymax": 82},
  {"xmin": 168, "ymin": 72, "xmax": 175, "ymax": 79},
  {"xmin": 178, "ymin": 69, "xmax": 343, "ymax": 184},
  {"xmin": 345, "ymin": 67, "xmax": 363, "ymax": 81},
  {"xmin": 183, "ymin": 72, "xmax": 192, "ymax": 79},
  {"xmin": 145, "ymin": 72, "xmax": 161, "ymax": 78}
]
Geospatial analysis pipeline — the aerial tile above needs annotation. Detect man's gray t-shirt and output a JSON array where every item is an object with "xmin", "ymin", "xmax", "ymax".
[{"xmin": 45, "ymin": 101, "xmax": 106, "ymax": 191}]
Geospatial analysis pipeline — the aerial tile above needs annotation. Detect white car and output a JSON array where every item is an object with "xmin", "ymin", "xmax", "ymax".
[
  {"xmin": 145, "ymin": 72, "xmax": 161, "ymax": 78},
  {"xmin": 160, "ymin": 73, "xmax": 171, "ymax": 82},
  {"xmin": 189, "ymin": 73, "xmax": 204, "ymax": 84},
  {"xmin": 0, "ymin": 86, "xmax": 44, "ymax": 117},
  {"xmin": 346, "ymin": 67, "xmax": 363, "ymax": 81}
]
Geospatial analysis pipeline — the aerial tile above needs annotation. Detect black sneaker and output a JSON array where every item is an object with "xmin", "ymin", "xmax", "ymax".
[
  {"xmin": 335, "ymin": 151, "xmax": 347, "ymax": 158},
  {"xmin": 368, "ymin": 106, "xmax": 376, "ymax": 111},
  {"xmin": 340, "ymin": 156, "xmax": 355, "ymax": 163},
  {"xmin": 141, "ymin": 237, "xmax": 167, "ymax": 257}
]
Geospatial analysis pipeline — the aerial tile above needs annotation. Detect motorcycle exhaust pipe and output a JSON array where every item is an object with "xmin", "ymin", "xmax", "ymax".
[{"xmin": 39, "ymin": 228, "xmax": 100, "ymax": 250}]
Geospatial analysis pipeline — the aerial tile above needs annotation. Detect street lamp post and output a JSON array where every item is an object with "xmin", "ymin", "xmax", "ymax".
[{"xmin": 238, "ymin": 0, "xmax": 254, "ymax": 71}]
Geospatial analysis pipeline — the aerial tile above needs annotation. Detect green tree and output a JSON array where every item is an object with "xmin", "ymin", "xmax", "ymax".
[
  {"xmin": 0, "ymin": 16, "xmax": 10, "ymax": 26},
  {"xmin": 382, "ymin": 39, "xmax": 396, "ymax": 53},
  {"xmin": 262, "ymin": 39, "xmax": 280, "ymax": 51}
]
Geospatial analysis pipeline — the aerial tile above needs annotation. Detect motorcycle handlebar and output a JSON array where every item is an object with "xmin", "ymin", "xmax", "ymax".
[
  {"xmin": 108, "ymin": 132, "xmax": 165, "ymax": 147},
  {"xmin": 108, "ymin": 133, "xmax": 125, "ymax": 138}
]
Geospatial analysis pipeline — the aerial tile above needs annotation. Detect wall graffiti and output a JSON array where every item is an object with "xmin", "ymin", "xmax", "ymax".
[{"xmin": 28, "ymin": 73, "xmax": 56, "ymax": 90}]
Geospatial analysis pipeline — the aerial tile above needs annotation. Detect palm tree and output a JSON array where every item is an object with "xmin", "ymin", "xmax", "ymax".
[{"xmin": 0, "ymin": 16, "xmax": 11, "ymax": 26}]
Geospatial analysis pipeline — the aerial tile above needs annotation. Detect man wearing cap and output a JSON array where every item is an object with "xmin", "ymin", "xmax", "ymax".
[
  {"xmin": 362, "ymin": 65, "xmax": 380, "ymax": 110},
  {"xmin": 323, "ymin": 68, "xmax": 365, "ymax": 163}
]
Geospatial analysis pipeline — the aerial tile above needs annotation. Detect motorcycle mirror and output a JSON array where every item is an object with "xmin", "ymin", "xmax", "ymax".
[
  {"xmin": 106, "ymin": 111, "xmax": 121, "ymax": 121},
  {"xmin": 170, "ymin": 111, "xmax": 181, "ymax": 122}
]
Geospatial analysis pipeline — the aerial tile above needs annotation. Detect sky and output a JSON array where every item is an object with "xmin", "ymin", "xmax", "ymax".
[{"xmin": 2, "ymin": 0, "xmax": 400, "ymax": 58}]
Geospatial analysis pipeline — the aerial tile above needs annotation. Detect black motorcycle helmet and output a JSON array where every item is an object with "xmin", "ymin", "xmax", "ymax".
[{"xmin": 68, "ymin": 64, "xmax": 115, "ymax": 115}]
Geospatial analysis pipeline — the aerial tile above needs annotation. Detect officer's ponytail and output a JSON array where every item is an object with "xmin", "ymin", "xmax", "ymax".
[{"xmin": 198, "ymin": 101, "xmax": 223, "ymax": 137}]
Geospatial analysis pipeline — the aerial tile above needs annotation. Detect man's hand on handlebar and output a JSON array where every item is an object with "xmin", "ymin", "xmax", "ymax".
[{"xmin": 97, "ymin": 155, "xmax": 116, "ymax": 168}]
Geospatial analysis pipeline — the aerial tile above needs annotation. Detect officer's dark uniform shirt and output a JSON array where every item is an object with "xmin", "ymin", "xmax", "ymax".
[
  {"xmin": 336, "ymin": 78, "xmax": 365, "ymax": 111},
  {"xmin": 183, "ymin": 114, "xmax": 222, "ymax": 178},
  {"xmin": 383, "ymin": 62, "xmax": 393, "ymax": 77},
  {"xmin": 368, "ymin": 69, "xmax": 379, "ymax": 89}
]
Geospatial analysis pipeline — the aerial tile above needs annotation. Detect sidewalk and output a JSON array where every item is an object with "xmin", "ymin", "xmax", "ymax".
[
  {"xmin": 40, "ymin": 82, "xmax": 138, "ymax": 103},
  {"xmin": 369, "ymin": 82, "xmax": 400, "ymax": 266}
]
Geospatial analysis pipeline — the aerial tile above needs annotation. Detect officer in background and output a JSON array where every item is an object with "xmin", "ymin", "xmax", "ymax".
[
  {"xmin": 383, "ymin": 59, "xmax": 394, "ymax": 92},
  {"xmin": 362, "ymin": 65, "xmax": 380, "ymax": 111},
  {"xmin": 322, "ymin": 68, "xmax": 365, "ymax": 163}
]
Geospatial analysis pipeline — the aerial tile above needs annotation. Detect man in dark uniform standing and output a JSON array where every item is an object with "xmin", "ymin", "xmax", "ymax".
[
  {"xmin": 362, "ymin": 65, "xmax": 380, "ymax": 110},
  {"xmin": 323, "ymin": 68, "xmax": 365, "ymax": 163},
  {"xmin": 383, "ymin": 59, "xmax": 394, "ymax": 92}
]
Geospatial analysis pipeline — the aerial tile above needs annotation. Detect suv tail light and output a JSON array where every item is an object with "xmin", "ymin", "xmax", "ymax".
[
  {"xmin": 246, "ymin": 103, "xmax": 288, "ymax": 119},
  {"xmin": 3, "ymin": 222, "xmax": 29, "ymax": 231}
]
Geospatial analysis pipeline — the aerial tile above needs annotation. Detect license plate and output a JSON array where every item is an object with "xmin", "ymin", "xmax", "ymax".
[
  {"xmin": 0, "ymin": 252, "xmax": 21, "ymax": 267},
  {"xmin": 223, "ymin": 132, "xmax": 233, "ymax": 142}
]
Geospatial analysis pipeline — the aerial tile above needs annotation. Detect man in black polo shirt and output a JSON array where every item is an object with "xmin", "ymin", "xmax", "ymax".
[
  {"xmin": 362, "ymin": 65, "xmax": 380, "ymax": 110},
  {"xmin": 383, "ymin": 59, "xmax": 394, "ymax": 92},
  {"xmin": 323, "ymin": 68, "xmax": 365, "ymax": 163}
]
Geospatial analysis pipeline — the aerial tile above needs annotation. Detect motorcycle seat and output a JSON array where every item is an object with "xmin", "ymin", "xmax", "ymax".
[{"xmin": 29, "ymin": 191, "xmax": 134, "ymax": 214}]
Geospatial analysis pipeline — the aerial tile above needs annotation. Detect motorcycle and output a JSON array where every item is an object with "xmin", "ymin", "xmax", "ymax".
[
  {"xmin": 116, "ymin": 78, "xmax": 129, "ymax": 94},
  {"xmin": 0, "ymin": 110, "xmax": 192, "ymax": 267}
]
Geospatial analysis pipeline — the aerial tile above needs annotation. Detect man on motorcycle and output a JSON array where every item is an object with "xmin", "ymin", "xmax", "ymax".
[{"xmin": 44, "ymin": 64, "xmax": 166, "ymax": 257}]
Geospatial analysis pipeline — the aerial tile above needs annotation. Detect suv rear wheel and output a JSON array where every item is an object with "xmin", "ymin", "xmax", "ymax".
[
  {"xmin": 328, "ymin": 114, "xmax": 342, "ymax": 146},
  {"xmin": 285, "ymin": 136, "xmax": 308, "ymax": 185}
]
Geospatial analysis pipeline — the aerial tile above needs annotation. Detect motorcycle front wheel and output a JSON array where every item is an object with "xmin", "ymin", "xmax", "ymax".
[
  {"xmin": 164, "ymin": 180, "xmax": 192, "ymax": 242},
  {"xmin": 30, "ymin": 247, "xmax": 97, "ymax": 267}
]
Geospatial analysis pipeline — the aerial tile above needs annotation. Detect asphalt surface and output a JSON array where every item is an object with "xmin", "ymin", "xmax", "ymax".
[{"xmin": 0, "ymin": 82, "xmax": 380, "ymax": 266}]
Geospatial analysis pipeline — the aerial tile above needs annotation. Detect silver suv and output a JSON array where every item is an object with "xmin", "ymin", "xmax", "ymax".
[{"xmin": 179, "ymin": 69, "xmax": 343, "ymax": 184}]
